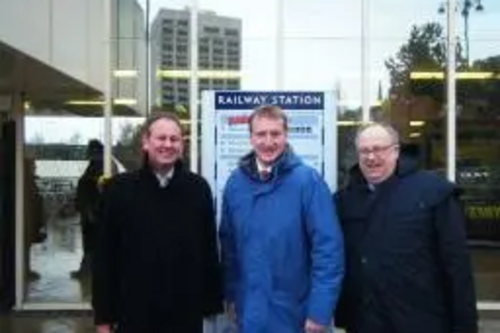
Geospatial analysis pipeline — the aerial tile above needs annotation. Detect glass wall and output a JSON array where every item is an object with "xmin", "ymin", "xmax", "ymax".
[
  {"xmin": 370, "ymin": 0, "xmax": 500, "ymax": 307},
  {"xmin": 455, "ymin": 1, "xmax": 500, "ymax": 303},
  {"xmin": 23, "ymin": 116, "xmax": 143, "ymax": 304},
  {"xmin": 19, "ymin": 0, "xmax": 147, "ymax": 305},
  {"xmin": 23, "ymin": 135, "xmax": 91, "ymax": 303}
]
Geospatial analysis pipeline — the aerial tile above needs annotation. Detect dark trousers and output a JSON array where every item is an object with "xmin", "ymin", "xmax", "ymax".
[{"xmin": 78, "ymin": 217, "xmax": 95, "ymax": 271}]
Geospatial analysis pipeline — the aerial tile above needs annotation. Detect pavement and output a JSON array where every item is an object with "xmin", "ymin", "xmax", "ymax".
[
  {"xmin": 0, "ymin": 312, "xmax": 94, "ymax": 333},
  {"xmin": 0, "ymin": 314, "xmax": 500, "ymax": 333}
]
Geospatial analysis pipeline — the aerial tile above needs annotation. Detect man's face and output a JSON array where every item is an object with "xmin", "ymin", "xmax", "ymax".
[
  {"xmin": 356, "ymin": 126, "xmax": 399, "ymax": 184},
  {"xmin": 250, "ymin": 116, "xmax": 288, "ymax": 167},
  {"xmin": 142, "ymin": 118, "xmax": 184, "ymax": 171}
]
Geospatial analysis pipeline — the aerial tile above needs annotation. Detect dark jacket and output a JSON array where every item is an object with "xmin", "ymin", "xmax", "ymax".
[
  {"xmin": 334, "ymin": 157, "xmax": 477, "ymax": 333},
  {"xmin": 92, "ymin": 161, "xmax": 223, "ymax": 333},
  {"xmin": 75, "ymin": 158, "xmax": 104, "ymax": 222}
]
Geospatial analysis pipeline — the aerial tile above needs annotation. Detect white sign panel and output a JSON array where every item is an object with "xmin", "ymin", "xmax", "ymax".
[{"xmin": 202, "ymin": 90, "xmax": 337, "ymax": 217}]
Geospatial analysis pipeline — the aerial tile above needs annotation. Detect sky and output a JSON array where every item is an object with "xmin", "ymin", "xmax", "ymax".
[{"xmin": 26, "ymin": 0, "xmax": 500, "ymax": 144}]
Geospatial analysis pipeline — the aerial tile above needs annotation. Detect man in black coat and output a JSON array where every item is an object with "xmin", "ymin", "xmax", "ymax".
[
  {"xmin": 72, "ymin": 139, "xmax": 107, "ymax": 279},
  {"xmin": 92, "ymin": 112, "xmax": 223, "ymax": 333},
  {"xmin": 334, "ymin": 122, "xmax": 477, "ymax": 333}
]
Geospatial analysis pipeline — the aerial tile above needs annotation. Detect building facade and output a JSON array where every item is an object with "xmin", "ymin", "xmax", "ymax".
[
  {"xmin": 0, "ymin": 0, "xmax": 146, "ymax": 115},
  {"xmin": 0, "ymin": 0, "xmax": 146, "ymax": 311},
  {"xmin": 151, "ymin": 8, "xmax": 242, "ymax": 108}
]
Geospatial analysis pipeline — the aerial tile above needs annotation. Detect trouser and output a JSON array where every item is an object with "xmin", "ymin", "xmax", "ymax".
[{"xmin": 78, "ymin": 218, "xmax": 95, "ymax": 271}]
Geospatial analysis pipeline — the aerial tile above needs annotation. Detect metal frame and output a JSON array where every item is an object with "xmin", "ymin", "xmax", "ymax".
[
  {"xmin": 189, "ymin": 0, "xmax": 200, "ymax": 173},
  {"xmin": 12, "ymin": 93, "xmax": 95, "ymax": 311},
  {"xmin": 361, "ymin": 0, "xmax": 370, "ymax": 123},
  {"xmin": 14, "ymin": 93, "xmax": 24, "ymax": 310},
  {"xmin": 103, "ymin": 0, "xmax": 113, "ymax": 177},
  {"xmin": 446, "ymin": 0, "xmax": 457, "ymax": 182}
]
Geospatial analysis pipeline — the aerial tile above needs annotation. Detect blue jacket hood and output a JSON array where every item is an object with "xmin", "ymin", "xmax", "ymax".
[{"xmin": 238, "ymin": 145, "xmax": 301, "ymax": 181}]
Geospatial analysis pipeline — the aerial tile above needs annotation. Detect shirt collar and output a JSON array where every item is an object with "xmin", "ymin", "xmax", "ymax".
[
  {"xmin": 255, "ymin": 158, "xmax": 272, "ymax": 174},
  {"xmin": 155, "ymin": 167, "xmax": 174, "ymax": 187}
]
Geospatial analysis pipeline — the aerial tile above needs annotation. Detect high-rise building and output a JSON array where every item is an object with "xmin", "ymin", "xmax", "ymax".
[{"xmin": 151, "ymin": 8, "xmax": 242, "ymax": 108}]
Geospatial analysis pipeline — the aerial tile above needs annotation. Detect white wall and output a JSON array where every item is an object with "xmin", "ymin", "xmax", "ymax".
[{"xmin": 0, "ymin": 0, "xmax": 146, "ymax": 114}]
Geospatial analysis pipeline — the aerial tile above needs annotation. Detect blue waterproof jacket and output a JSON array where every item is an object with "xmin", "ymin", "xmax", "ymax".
[{"xmin": 219, "ymin": 149, "xmax": 344, "ymax": 333}]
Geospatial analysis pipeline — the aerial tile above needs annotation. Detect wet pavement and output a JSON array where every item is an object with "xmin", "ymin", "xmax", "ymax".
[
  {"xmin": 0, "ymin": 313, "xmax": 94, "ymax": 333},
  {"xmin": 0, "ymin": 314, "xmax": 500, "ymax": 333},
  {"xmin": 26, "ymin": 213, "xmax": 90, "ymax": 303}
]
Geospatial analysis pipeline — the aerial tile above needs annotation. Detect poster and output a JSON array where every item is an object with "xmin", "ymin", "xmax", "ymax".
[
  {"xmin": 202, "ymin": 91, "xmax": 337, "ymax": 211},
  {"xmin": 201, "ymin": 91, "xmax": 337, "ymax": 333}
]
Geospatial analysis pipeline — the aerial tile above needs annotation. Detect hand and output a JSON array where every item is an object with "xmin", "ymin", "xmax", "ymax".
[
  {"xmin": 224, "ymin": 302, "xmax": 237, "ymax": 322},
  {"xmin": 96, "ymin": 324, "xmax": 112, "ymax": 333},
  {"xmin": 304, "ymin": 319, "xmax": 327, "ymax": 333}
]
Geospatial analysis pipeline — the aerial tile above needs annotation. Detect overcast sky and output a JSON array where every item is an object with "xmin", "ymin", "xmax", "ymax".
[{"xmin": 26, "ymin": 0, "xmax": 500, "ymax": 144}]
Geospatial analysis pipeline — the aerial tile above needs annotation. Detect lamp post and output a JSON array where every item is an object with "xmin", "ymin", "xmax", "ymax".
[
  {"xmin": 438, "ymin": 0, "xmax": 484, "ymax": 181},
  {"xmin": 145, "ymin": 0, "xmax": 151, "ymax": 115},
  {"xmin": 361, "ymin": 0, "xmax": 370, "ymax": 122},
  {"xmin": 439, "ymin": 0, "xmax": 484, "ymax": 65}
]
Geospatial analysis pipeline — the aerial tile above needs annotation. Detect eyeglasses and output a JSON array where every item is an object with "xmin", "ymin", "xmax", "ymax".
[{"xmin": 357, "ymin": 144, "xmax": 397, "ymax": 157}]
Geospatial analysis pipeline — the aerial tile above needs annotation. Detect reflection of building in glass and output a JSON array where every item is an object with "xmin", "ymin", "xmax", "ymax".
[{"xmin": 151, "ymin": 8, "xmax": 242, "ymax": 107}]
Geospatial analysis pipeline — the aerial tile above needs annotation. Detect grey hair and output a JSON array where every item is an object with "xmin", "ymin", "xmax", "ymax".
[{"xmin": 355, "ymin": 122, "xmax": 400, "ymax": 147}]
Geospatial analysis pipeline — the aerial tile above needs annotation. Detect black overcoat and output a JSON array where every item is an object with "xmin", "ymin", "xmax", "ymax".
[{"xmin": 92, "ymin": 162, "xmax": 223, "ymax": 333}]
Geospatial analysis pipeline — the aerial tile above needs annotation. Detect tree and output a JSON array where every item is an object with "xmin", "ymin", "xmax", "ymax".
[
  {"xmin": 385, "ymin": 22, "xmax": 466, "ymax": 102},
  {"xmin": 29, "ymin": 132, "xmax": 45, "ymax": 144},
  {"xmin": 473, "ymin": 55, "xmax": 500, "ymax": 72},
  {"xmin": 69, "ymin": 132, "xmax": 83, "ymax": 145}
]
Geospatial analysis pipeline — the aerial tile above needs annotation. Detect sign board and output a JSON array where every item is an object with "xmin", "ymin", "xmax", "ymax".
[
  {"xmin": 202, "ymin": 90, "xmax": 337, "ymax": 215},
  {"xmin": 201, "ymin": 91, "xmax": 337, "ymax": 333}
]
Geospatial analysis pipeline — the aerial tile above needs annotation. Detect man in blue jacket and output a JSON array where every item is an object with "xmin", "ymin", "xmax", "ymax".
[
  {"xmin": 219, "ymin": 105, "xmax": 344, "ymax": 333},
  {"xmin": 335, "ymin": 122, "xmax": 478, "ymax": 333}
]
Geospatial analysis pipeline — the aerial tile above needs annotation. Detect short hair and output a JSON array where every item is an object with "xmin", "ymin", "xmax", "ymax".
[
  {"xmin": 248, "ymin": 105, "xmax": 288, "ymax": 133},
  {"xmin": 141, "ymin": 111, "xmax": 183, "ymax": 137},
  {"xmin": 355, "ymin": 122, "xmax": 400, "ymax": 147}
]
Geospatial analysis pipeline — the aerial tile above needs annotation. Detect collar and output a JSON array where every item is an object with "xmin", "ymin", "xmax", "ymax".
[
  {"xmin": 155, "ymin": 167, "xmax": 175, "ymax": 188},
  {"xmin": 255, "ymin": 158, "xmax": 272, "ymax": 174}
]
